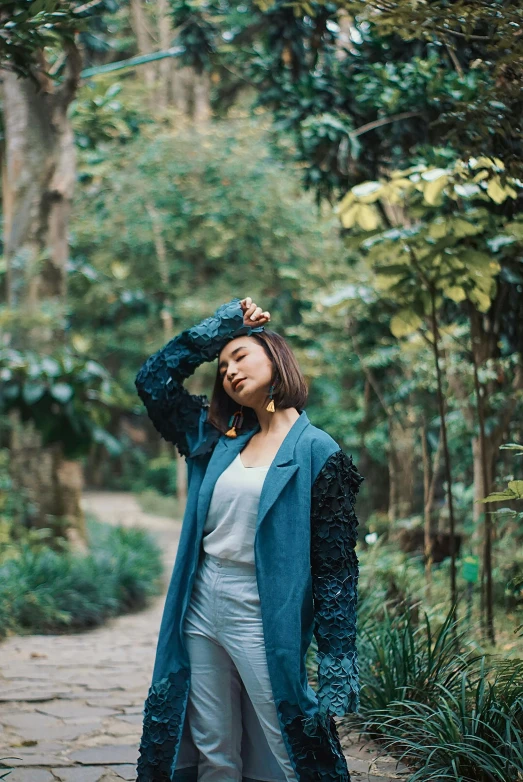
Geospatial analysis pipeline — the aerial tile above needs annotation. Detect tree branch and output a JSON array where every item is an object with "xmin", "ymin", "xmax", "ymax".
[{"xmin": 351, "ymin": 110, "xmax": 422, "ymax": 137}]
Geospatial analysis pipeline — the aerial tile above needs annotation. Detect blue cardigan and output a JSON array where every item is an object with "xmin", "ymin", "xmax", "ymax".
[{"xmin": 134, "ymin": 298, "xmax": 363, "ymax": 782}]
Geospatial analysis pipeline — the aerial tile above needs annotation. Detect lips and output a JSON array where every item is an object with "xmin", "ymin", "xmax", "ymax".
[{"xmin": 232, "ymin": 378, "xmax": 246, "ymax": 391}]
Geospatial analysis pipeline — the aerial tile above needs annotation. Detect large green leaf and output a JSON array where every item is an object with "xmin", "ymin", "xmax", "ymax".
[{"xmin": 390, "ymin": 310, "xmax": 423, "ymax": 338}]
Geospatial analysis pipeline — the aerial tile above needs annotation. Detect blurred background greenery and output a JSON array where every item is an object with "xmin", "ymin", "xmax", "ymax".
[{"xmin": 1, "ymin": 1, "xmax": 522, "ymax": 778}]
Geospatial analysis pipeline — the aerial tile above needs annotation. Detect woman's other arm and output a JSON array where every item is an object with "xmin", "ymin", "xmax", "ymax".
[{"xmin": 310, "ymin": 449, "xmax": 364, "ymax": 717}]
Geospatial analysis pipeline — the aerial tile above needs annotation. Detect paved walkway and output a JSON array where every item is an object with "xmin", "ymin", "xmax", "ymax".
[{"xmin": 0, "ymin": 491, "xmax": 410, "ymax": 782}]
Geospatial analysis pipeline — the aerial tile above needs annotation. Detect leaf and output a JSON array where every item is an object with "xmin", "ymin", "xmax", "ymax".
[
  {"xmin": 374, "ymin": 274, "xmax": 405, "ymax": 291},
  {"xmin": 375, "ymin": 263, "xmax": 411, "ymax": 276},
  {"xmin": 429, "ymin": 221, "xmax": 447, "ymax": 240},
  {"xmin": 29, "ymin": 0, "xmax": 49, "ymax": 13},
  {"xmin": 487, "ymin": 176, "xmax": 511, "ymax": 204},
  {"xmin": 340, "ymin": 204, "xmax": 359, "ymax": 229},
  {"xmin": 453, "ymin": 183, "xmax": 481, "ymax": 198},
  {"xmin": 337, "ymin": 190, "xmax": 355, "ymax": 214},
  {"xmin": 507, "ymin": 481, "xmax": 523, "ymax": 499},
  {"xmin": 22, "ymin": 382, "xmax": 46, "ymax": 405},
  {"xmin": 445, "ymin": 286, "xmax": 467, "ymax": 303},
  {"xmin": 390, "ymin": 310, "xmax": 423, "ymax": 338},
  {"xmin": 351, "ymin": 181, "xmax": 383, "ymax": 203},
  {"xmin": 423, "ymin": 175, "xmax": 448, "ymax": 206},
  {"xmin": 421, "ymin": 168, "xmax": 449, "ymax": 181},
  {"xmin": 71, "ymin": 335, "xmax": 91, "ymax": 353},
  {"xmin": 451, "ymin": 218, "xmax": 483, "ymax": 238},
  {"xmin": 356, "ymin": 205, "xmax": 381, "ymax": 231},
  {"xmin": 41, "ymin": 357, "xmax": 61, "ymax": 377},
  {"xmin": 51, "ymin": 383, "xmax": 74, "ymax": 403},
  {"xmin": 468, "ymin": 287, "xmax": 492, "ymax": 313},
  {"xmin": 3, "ymin": 383, "xmax": 20, "ymax": 400},
  {"xmin": 92, "ymin": 426, "xmax": 123, "ymax": 457},
  {"xmin": 479, "ymin": 490, "xmax": 518, "ymax": 503},
  {"xmin": 111, "ymin": 261, "xmax": 129, "ymax": 280},
  {"xmin": 505, "ymin": 221, "xmax": 523, "ymax": 240},
  {"xmin": 500, "ymin": 444, "xmax": 523, "ymax": 452}
]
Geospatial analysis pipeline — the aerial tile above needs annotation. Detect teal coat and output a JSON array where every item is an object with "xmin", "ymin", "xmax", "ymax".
[{"xmin": 134, "ymin": 298, "xmax": 363, "ymax": 782}]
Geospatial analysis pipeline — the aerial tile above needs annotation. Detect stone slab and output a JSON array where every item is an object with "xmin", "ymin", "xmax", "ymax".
[
  {"xmin": 36, "ymin": 703, "xmax": 119, "ymax": 720},
  {"xmin": 0, "ymin": 770, "xmax": 55, "ymax": 782},
  {"xmin": 110, "ymin": 766, "xmax": 136, "ymax": 780},
  {"xmin": 52, "ymin": 768, "xmax": 106, "ymax": 782}
]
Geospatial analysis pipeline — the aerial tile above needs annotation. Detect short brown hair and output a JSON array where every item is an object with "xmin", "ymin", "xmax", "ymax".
[{"xmin": 207, "ymin": 329, "xmax": 308, "ymax": 435}]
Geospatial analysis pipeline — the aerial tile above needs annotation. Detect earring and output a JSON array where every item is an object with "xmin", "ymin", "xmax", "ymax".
[
  {"xmin": 226, "ymin": 405, "xmax": 244, "ymax": 437},
  {"xmin": 266, "ymin": 383, "xmax": 275, "ymax": 413}
]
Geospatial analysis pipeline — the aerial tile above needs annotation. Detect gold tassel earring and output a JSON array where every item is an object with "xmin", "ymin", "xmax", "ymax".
[
  {"xmin": 266, "ymin": 383, "xmax": 276, "ymax": 413},
  {"xmin": 226, "ymin": 405, "xmax": 244, "ymax": 437}
]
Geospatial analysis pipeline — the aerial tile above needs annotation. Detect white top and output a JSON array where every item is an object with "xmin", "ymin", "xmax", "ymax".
[{"xmin": 202, "ymin": 452, "xmax": 272, "ymax": 564}]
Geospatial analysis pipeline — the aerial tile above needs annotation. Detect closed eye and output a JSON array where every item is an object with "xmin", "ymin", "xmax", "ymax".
[{"xmin": 221, "ymin": 355, "xmax": 245, "ymax": 380}]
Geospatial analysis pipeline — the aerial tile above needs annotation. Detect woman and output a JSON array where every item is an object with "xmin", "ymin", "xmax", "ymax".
[{"xmin": 134, "ymin": 296, "xmax": 363, "ymax": 782}]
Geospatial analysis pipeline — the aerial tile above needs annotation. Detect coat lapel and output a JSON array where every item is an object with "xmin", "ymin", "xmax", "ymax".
[{"xmin": 196, "ymin": 410, "xmax": 310, "ymax": 539}]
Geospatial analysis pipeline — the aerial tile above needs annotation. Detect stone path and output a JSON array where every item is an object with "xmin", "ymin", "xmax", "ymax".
[{"xmin": 0, "ymin": 491, "xmax": 410, "ymax": 782}]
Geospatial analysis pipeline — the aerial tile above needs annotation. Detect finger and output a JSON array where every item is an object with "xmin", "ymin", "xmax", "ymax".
[{"xmin": 249, "ymin": 306, "xmax": 263, "ymax": 321}]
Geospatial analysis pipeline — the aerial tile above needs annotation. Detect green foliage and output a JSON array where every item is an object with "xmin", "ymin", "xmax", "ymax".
[
  {"xmin": 337, "ymin": 157, "xmax": 522, "ymax": 336},
  {"xmin": 0, "ymin": 514, "xmax": 163, "ymax": 638},
  {"xmin": 0, "ymin": 448, "xmax": 37, "ymax": 540},
  {"xmin": 0, "ymin": 0, "xmax": 119, "ymax": 80},
  {"xmin": 141, "ymin": 455, "xmax": 178, "ymax": 496},
  {"xmin": 0, "ymin": 1, "xmax": 82, "ymax": 78},
  {"xmin": 164, "ymin": 0, "xmax": 522, "ymax": 203},
  {"xmin": 69, "ymin": 116, "xmax": 346, "ymax": 406},
  {"xmin": 359, "ymin": 655, "xmax": 523, "ymax": 781},
  {"xmin": 0, "ymin": 344, "xmax": 127, "ymax": 459},
  {"xmin": 482, "ymin": 445, "xmax": 523, "ymax": 503},
  {"xmin": 358, "ymin": 602, "xmax": 484, "ymax": 713},
  {"xmin": 71, "ymin": 79, "xmax": 148, "ymax": 149}
]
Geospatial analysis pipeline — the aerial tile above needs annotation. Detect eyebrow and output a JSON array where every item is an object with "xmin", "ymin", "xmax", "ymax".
[{"xmin": 218, "ymin": 345, "xmax": 248, "ymax": 371}]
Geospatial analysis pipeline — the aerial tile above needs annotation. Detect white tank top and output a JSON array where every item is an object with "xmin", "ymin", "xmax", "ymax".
[{"xmin": 202, "ymin": 452, "xmax": 272, "ymax": 564}]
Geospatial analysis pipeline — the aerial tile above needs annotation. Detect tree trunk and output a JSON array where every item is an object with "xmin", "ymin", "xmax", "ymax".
[
  {"xmin": 157, "ymin": 0, "xmax": 174, "ymax": 111},
  {"xmin": 130, "ymin": 0, "xmax": 157, "ymax": 108},
  {"xmin": 8, "ymin": 410, "xmax": 87, "ymax": 551},
  {"xmin": 172, "ymin": 65, "xmax": 211, "ymax": 123},
  {"xmin": 194, "ymin": 72, "xmax": 211, "ymax": 125},
  {"xmin": 2, "ymin": 47, "xmax": 85, "ymax": 544},
  {"xmin": 173, "ymin": 65, "xmax": 194, "ymax": 117},
  {"xmin": 429, "ymin": 287, "xmax": 458, "ymax": 628},
  {"xmin": 387, "ymin": 418, "xmax": 416, "ymax": 521}
]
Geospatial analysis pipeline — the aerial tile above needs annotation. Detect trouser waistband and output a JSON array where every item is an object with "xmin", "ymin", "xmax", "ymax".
[{"xmin": 200, "ymin": 550, "xmax": 257, "ymax": 574}]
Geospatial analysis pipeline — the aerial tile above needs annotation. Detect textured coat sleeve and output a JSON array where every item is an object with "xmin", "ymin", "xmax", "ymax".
[
  {"xmin": 310, "ymin": 448, "xmax": 364, "ymax": 717},
  {"xmin": 134, "ymin": 298, "xmax": 258, "ymax": 457}
]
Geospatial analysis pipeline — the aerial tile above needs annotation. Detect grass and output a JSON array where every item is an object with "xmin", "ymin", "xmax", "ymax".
[{"xmin": 0, "ymin": 514, "xmax": 163, "ymax": 638}]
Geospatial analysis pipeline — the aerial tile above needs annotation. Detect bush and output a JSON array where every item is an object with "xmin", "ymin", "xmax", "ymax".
[
  {"xmin": 348, "ymin": 597, "xmax": 523, "ymax": 782},
  {"xmin": 0, "ymin": 515, "xmax": 163, "ymax": 638},
  {"xmin": 103, "ymin": 451, "xmax": 179, "ymax": 496},
  {"xmin": 358, "ymin": 657, "xmax": 523, "ymax": 782}
]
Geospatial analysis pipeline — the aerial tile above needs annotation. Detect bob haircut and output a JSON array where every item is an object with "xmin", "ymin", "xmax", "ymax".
[{"xmin": 207, "ymin": 329, "xmax": 308, "ymax": 435}]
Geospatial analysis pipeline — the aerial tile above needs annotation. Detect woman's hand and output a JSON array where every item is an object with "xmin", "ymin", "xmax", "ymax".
[{"xmin": 240, "ymin": 296, "xmax": 271, "ymax": 328}]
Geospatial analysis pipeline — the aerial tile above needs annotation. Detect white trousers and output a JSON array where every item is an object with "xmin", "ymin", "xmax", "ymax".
[{"xmin": 182, "ymin": 551, "xmax": 299, "ymax": 782}]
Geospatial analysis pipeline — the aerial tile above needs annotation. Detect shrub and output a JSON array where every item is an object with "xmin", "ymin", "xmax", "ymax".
[{"xmin": 0, "ymin": 515, "xmax": 163, "ymax": 638}]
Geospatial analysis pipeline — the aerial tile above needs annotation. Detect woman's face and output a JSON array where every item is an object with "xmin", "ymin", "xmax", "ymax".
[{"xmin": 218, "ymin": 337, "xmax": 274, "ymax": 405}]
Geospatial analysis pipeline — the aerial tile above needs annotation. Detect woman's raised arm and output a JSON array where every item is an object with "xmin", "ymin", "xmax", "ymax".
[{"xmin": 135, "ymin": 297, "xmax": 257, "ymax": 457}]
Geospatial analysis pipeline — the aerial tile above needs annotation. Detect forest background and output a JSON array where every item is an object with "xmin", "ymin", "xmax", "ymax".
[{"xmin": 1, "ymin": 2, "xmax": 523, "ymax": 778}]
